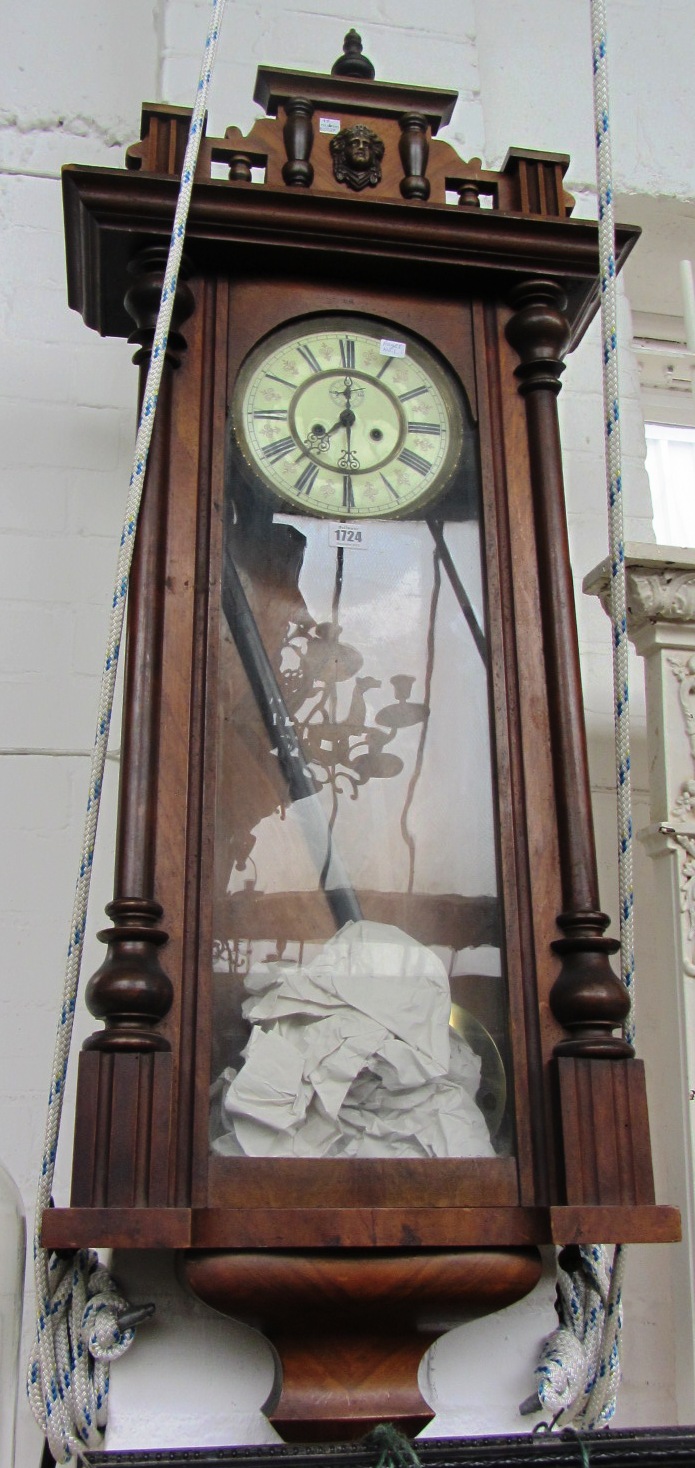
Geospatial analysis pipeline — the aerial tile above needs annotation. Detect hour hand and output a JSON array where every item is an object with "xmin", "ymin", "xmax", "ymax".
[{"xmin": 305, "ymin": 407, "xmax": 356, "ymax": 453}]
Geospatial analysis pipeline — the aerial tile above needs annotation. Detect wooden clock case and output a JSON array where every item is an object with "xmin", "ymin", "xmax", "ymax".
[{"xmin": 45, "ymin": 34, "xmax": 679, "ymax": 1439}]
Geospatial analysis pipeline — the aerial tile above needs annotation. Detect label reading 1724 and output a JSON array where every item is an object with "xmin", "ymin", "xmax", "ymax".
[{"xmin": 328, "ymin": 523, "xmax": 366, "ymax": 548}]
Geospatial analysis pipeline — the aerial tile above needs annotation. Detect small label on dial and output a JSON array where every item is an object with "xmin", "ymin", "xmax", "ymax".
[
  {"xmin": 380, "ymin": 339, "xmax": 406, "ymax": 358},
  {"xmin": 319, "ymin": 117, "xmax": 341, "ymax": 134},
  {"xmin": 328, "ymin": 523, "xmax": 367, "ymax": 548}
]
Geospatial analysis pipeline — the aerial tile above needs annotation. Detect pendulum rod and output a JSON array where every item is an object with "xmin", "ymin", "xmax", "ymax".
[{"xmin": 222, "ymin": 545, "xmax": 363, "ymax": 927}]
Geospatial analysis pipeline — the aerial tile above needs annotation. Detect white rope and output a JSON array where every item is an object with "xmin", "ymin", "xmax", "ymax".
[
  {"xmin": 529, "ymin": 0, "xmax": 635, "ymax": 1430},
  {"xmin": 28, "ymin": 3, "xmax": 227, "ymax": 1459},
  {"xmin": 535, "ymin": 1244, "xmax": 626, "ymax": 1428},
  {"xmin": 592, "ymin": 0, "xmax": 636, "ymax": 1045}
]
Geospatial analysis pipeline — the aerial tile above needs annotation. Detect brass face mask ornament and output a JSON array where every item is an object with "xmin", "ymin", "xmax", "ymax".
[{"xmin": 330, "ymin": 123, "xmax": 385, "ymax": 191}]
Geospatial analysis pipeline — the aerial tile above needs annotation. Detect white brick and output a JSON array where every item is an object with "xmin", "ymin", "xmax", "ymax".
[
  {"xmin": 68, "ymin": 340, "xmax": 134, "ymax": 412},
  {"xmin": 65, "ymin": 472, "xmax": 130, "ymax": 540},
  {"xmin": 0, "ymin": 604, "xmax": 73, "ymax": 676},
  {"xmin": 0, "ymin": 529, "xmax": 117, "ymax": 605},
  {"xmin": 6, "ymin": 283, "xmax": 89, "ymax": 346},
  {"xmin": 0, "ymin": 212, "xmax": 68, "ymax": 289},
  {"xmin": 0, "ymin": 400, "xmax": 122, "ymax": 471},
  {"xmin": 1, "ymin": 1, "xmax": 157, "ymax": 177},
  {"xmin": 0, "ymin": 674, "xmax": 103, "ymax": 749},
  {"xmin": 0, "ymin": 469, "xmax": 69, "ymax": 535},
  {"xmin": 0, "ymin": 341, "xmax": 74, "ymax": 406},
  {"xmin": 559, "ymin": 392, "xmax": 605, "ymax": 456}
]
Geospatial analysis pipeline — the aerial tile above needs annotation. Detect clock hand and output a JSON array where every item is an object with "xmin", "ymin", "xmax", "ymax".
[
  {"xmin": 222, "ymin": 547, "xmax": 363, "ymax": 928},
  {"xmin": 338, "ymin": 408, "xmax": 360, "ymax": 471},
  {"xmin": 305, "ymin": 407, "xmax": 357, "ymax": 454}
]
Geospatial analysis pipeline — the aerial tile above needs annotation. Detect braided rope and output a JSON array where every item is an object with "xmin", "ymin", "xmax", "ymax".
[
  {"xmin": 27, "ymin": 3, "xmax": 227, "ymax": 1459},
  {"xmin": 536, "ymin": 1244, "xmax": 626, "ymax": 1428},
  {"xmin": 589, "ymin": 0, "xmax": 633, "ymax": 1412},
  {"xmin": 531, "ymin": 1, "xmax": 635, "ymax": 1429},
  {"xmin": 592, "ymin": 0, "xmax": 635, "ymax": 1041}
]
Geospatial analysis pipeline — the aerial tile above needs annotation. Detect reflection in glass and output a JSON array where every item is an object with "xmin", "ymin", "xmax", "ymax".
[{"xmin": 210, "ymin": 436, "xmax": 510, "ymax": 1159}]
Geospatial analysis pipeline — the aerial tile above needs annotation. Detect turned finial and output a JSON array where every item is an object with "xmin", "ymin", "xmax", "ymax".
[{"xmin": 331, "ymin": 29, "xmax": 376, "ymax": 79}]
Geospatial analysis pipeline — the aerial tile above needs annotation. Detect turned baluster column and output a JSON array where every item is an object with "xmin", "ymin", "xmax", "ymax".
[
  {"xmin": 399, "ymin": 112, "xmax": 430, "ymax": 201},
  {"xmin": 506, "ymin": 279, "xmax": 632, "ymax": 1058},
  {"xmin": 83, "ymin": 247, "xmax": 195, "ymax": 1055},
  {"xmin": 282, "ymin": 98, "xmax": 314, "ymax": 187}
]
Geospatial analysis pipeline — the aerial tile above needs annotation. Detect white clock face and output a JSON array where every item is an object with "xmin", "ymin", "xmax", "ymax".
[{"xmin": 231, "ymin": 315, "xmax": 464, "ymax": 518}]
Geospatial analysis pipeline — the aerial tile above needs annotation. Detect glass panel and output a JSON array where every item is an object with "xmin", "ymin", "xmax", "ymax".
[{"xmin": 210, "ymin": 319, "xmax": 511, "ymax": 1161}]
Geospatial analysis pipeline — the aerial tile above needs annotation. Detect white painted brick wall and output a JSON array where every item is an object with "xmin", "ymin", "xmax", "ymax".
[{"xmin": 1, "ymin": 0, "xmax": 691, "ymax": 1458}]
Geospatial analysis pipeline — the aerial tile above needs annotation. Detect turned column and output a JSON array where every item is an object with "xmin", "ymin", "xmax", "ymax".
[
  {"xmin": 506, "ymin": 280, "xmax": 631, "ymax": 1058},
  {"xmin": 83, "ymin": 248, "xmax": 194, "ymax": 1054},
  {"xmin": 69, "ymin": 250, "xmax": 195, "ymax": 1210},
  {"xmin": 282, "ymin": 98, "xmax": 314, "ymax": 187},
  {"xmin": 399, "ymin": 112, "xmax": 430, "ymax": 201}
]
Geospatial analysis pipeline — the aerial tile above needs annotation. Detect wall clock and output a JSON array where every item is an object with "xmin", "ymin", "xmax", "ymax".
[
  {"xmin": 48, "ymin": 30, "xmax": 679, "ymax": 1441},
  {"xmin": 230, "ymin": 313, "xmax": 465, "ymax": 517}
]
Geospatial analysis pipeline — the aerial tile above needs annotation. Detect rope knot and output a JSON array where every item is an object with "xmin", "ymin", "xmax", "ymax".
[{"xmin": 81, "ymin": 1274, "xmax": 136, "ymax": 1362}]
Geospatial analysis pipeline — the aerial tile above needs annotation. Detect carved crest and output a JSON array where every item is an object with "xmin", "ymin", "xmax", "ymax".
[{"xmin": 330, "ymin": 123, "xmax": 385, "ymax": 191}]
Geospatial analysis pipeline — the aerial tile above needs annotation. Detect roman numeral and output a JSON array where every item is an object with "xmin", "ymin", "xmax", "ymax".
[
  {"xmin": 340, "ymin": 338, "xmax": 356, "ymax": 369},
  {"xmin": 263, "ymin": 436, "xmax": 296, "ymax": 462},
  {"xmin": 399, "ymin": 385, "xmax": 428, "ymax": 402},
  {"xmin": 407, "ymin": 421, "xmax": 441, "ymax": 435},
  {"xmin": 398, "ymin": 448, "xmax": 431, "ymax": 476},
  {"xmin": 265, "ymin": 372, "xmax": 295, "ymax": 389},
  {"xmin": 295, "ymin": 463, "xmax": 319, "ymax": 495},
  {"xmin": 298, "ymin": 344, "xmax": 321, "ymax": 373},
  {"xmin": 343, "ymin": 474, "xmax": 355, "ymax": 511},
  {"xmin": 253, "ymin": 409, "xmax": 288, "ymax": 420},
  {"xmin": 380, "ymin": 473, "xmax": 400, "ymax": 502}
]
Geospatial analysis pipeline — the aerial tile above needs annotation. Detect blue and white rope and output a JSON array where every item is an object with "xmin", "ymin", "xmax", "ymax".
[
  {"xmin": 592, "ymin": 0, "xmax": 635, "ymax": 1045},
  {"xmin": 536, "ymin": 1243, "xmax": 626, "ymax": 1429},
  {"xmin": 28, "ymin": 2, "xmax": 227, "ymax": 1460},
  {"xmin": 533, "ymin": 0, "xmax": 634, "ymax": 1430}
]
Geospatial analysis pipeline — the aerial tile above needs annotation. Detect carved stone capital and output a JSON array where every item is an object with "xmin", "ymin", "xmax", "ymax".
[{"xmin": 584, "ymin": 545, "xmax": 695, "ymax": 639}]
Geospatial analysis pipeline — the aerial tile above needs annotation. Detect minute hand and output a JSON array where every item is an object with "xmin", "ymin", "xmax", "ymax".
[{"xmin": 338, "ymin": 413, "xmax": 360, "ymax": 471}]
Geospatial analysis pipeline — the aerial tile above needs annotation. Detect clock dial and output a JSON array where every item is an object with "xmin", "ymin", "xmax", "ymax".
[{"xmin": 231, "ymin": 315, "xmax": 464, "ymax": 518}]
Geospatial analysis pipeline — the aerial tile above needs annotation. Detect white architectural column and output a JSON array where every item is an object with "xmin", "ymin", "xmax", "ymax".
[{"xmin": 585, "ymin": 544, "xmax": 695, "ymax": 1422}]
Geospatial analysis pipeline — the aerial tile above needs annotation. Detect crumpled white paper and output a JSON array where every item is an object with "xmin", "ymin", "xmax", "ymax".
[{"xmin": 211, "ymin": 920, "xmax": 495, "ymax": 1158}]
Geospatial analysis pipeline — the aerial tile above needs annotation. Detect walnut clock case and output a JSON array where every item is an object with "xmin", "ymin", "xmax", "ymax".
[{"xmin": 48, "ymin": 32, "xmax": 678, "ymax": 1441}]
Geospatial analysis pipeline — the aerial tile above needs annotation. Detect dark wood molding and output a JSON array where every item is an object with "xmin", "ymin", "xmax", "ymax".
[
  {"xmin": 253, "ymin": 69, "xmax": 457, "ymax": 130},
  {"xmin": 43, "ymin": 1202, "xmax": 680, "ymax": 1252},
  {"xmin": 61, "ymin": 165, "xmax": 639, "ymax": 346}
]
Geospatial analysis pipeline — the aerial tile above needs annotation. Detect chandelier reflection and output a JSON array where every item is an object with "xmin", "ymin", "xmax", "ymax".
[{"xmin": 282, "ymin": 617, "xmax": 427, "ymax": 802}]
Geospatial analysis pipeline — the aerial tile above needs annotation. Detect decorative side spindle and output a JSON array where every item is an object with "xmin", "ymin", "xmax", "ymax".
[
  {"xmin": 399, "ymin": 112, "xmax": 430, "ymax": 201},
  {"xmin": 228, "ymin": 152, "xmax": 253, "ymax": 183},
  {"xmin": 69, "ymin": 248, "xmax": 195, "ymax": 1210},
  {"xmin": 282, "ymin": 98, "xmax": 315, "ymax": 187},
  {"xmin": 82, "ymin": 246, "xmax": 194, "ymax": 1055},
  {"xmin": 505, "ymin": 279, "xmax": 632, "ymax": 1059}
]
